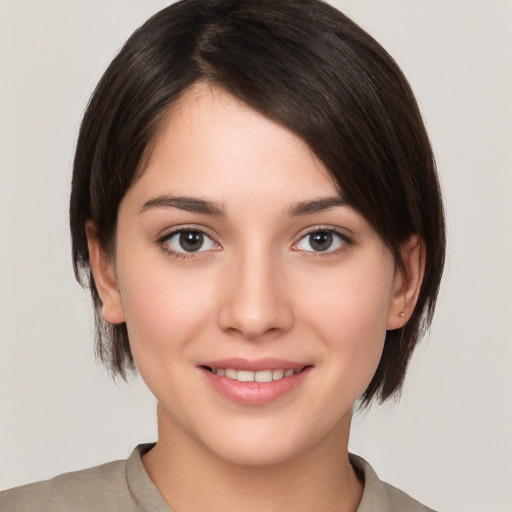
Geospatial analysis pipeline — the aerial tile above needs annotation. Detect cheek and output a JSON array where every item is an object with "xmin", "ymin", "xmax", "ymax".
[
  {"xmin": 301, "ymin": 256, "xmax": 393, "ymax": 330},
  {"xmin": 116, "ymin": 254, "xmax": 216, "ymax": 366},
  {"xmin": 298, "ymin": 256, "xmax": 394, "ymax": 383}
]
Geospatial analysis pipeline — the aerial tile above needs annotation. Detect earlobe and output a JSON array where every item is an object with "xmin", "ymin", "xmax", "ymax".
[
  {"xmin": 386, "ymin": 234, "xmax": 425, "ymax": 330},
  {"xmin": 85, "ymin": 221, "xmax": 125, "ymax": 325}
]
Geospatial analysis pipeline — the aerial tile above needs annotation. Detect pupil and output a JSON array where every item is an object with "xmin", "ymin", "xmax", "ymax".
[
  {"xmin": 310, "ymin": 232, "xmax": 332, "ymax": 251},
  {"xmin": 179, "ymin": 231, "xmax": 203, "ymax": 252}
]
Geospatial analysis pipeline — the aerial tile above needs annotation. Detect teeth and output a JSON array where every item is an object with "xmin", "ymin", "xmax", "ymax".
[
  {"xmin": 237, "ymin": 370, "xmax": 255, "ymax": 382},
  {"xmin": 255, "ymin": 370, "xmax": 272, "ymax": 383},
  {"xmin": 212, "ymin": 367, "xmax": 300, "ymax": 382},
  {"xmin": 225, "ymin": 368, "xmax": 237, "ymax": 379},
  {"xmin": 272, "ymin": 369, "xmax": 284, "ymax": 380}
]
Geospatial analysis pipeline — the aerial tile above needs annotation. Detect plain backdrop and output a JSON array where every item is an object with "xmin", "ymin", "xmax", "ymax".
[{"xmin": 0, "ymin": 1, "xmax": 511, "ymax": 511}]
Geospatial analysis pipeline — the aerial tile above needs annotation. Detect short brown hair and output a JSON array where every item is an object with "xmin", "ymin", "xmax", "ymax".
[{"xmin": 70, "ymin": 0, "xmax": 445, "ymax": 405}]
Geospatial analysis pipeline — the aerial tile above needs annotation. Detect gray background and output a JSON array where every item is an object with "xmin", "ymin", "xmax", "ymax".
[{"xmin": 1, "ymin": 1, "xmax": 511, "ymax": 511}]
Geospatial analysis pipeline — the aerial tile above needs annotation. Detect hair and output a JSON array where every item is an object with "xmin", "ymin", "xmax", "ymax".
[{"xmin": 70, "ymin": 0, "xmax": 445, "ymax": 406}]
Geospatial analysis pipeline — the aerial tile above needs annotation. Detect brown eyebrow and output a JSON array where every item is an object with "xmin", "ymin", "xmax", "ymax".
[
  {"xmin": 140, "ymin": 195, "xmax": 346, "ymax": 218},
  {"xmin": 284, "ymin": 197, "xmax": 347, "ymax": 217},
  {"xmin": 140, "ymin": 195, "xmax": 226, "ymax": 216}
]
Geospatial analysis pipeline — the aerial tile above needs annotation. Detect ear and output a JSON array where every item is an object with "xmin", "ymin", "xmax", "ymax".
[
  {"xmin": 85, "ymin": 221, "xmax": 125, "ymax": 325},
  {"xmin": 386, "ymin": 234, "xmax": 425, "ymax": 330}
]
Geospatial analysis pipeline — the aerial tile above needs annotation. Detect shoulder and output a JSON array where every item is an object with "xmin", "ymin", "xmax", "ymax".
[
  {"xmin": 350, "ymin": 454, "xmax": 438, "ymax": 512},
  {"xmin": 0, "ymin": 458, "xmax": 133, "ymax": 512},
  {"xmin": 381, "ymin": 481, "xmax": 437, "ymax": 512}
]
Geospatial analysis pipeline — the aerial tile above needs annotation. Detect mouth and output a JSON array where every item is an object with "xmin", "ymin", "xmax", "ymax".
[
  {"xmin": 199, "ymin": 361, "xmax": 313, "ymax": 405},
  {"xmin": 201, "ymin": 366, "xmax": 308, "ymax": 383}
]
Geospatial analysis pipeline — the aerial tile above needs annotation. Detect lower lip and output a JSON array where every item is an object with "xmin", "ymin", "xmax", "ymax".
[{"xmin": 200, "ymin": 367, "xmax": 312, "ymax": 405}]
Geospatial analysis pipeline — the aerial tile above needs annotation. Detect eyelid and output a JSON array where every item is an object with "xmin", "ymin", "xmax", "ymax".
[
  {"xmin": 156, "ymin": 223, "xmax": 217, "ymax": 242},
  {"xmin": 291, "ymin": 226, "xmax": 353, "ymax": 254},
  {"xmin": 156, "ymin": 225, "xmax": 221, "ymax": 258}
]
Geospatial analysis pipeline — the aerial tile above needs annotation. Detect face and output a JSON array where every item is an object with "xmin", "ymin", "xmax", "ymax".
[{"xmin": 93, "ymin": 84, "xmax": 411, "ymax": 466}]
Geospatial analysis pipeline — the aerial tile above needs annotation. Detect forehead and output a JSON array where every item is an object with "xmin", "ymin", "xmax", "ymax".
[{"xmin": 132, "ymin": 84, "xmax": 339, "ymax": 209}]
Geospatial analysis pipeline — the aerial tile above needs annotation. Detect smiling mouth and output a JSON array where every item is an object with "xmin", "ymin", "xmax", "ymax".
[{"xmin": 202, "ymin": 366, "xmax": 310, "ymax": 383}]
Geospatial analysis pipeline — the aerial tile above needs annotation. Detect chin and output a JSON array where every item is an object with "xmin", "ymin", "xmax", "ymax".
[
  {"xmin": 194, "ymin": 414, "xmax": 343, "ymax": 468},
  {"xmin": 207, "ymin": 436, "xmax": 307, "ymax": 467}
]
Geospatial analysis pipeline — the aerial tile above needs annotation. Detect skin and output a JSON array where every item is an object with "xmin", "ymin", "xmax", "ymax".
[{"xmin": 87, "ymin": 84, "xmax": 424, "ymax": 512}]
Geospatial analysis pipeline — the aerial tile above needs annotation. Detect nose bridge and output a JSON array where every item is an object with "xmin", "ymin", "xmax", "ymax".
[{"xmin": 218, "ymin": 240, "xmax": 292, "ymax": 339}]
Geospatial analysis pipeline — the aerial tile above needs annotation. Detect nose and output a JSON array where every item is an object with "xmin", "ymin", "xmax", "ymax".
[{"xmin": 217, "ymin": 247, "xmax": 294, "ymax": 340}]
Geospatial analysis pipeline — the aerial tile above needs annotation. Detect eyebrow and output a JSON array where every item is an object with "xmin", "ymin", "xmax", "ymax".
[
  {"xmin": 140, "ymin": 195, "xmax": 226, "ymax": 216},
  {"xmin": 139, "ymin": 194, "xmax": 346, "ymax": 218},
  {"xmin": 284, "ymin": 196, "xmax": 347, "ymax": 217}
]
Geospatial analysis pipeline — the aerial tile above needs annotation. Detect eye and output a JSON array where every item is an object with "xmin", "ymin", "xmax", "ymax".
[
  {"xmin": 295, "ymin": 229, "xmax": 347, "ymax": 253},
  {"xmin": 163, "ymin": 229, "xmax": 218, "ymax": 253}
]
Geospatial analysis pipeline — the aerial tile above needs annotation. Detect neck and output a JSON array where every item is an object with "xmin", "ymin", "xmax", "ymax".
[{"xmin": 142, "ymin": 405, "xmax": 363, "ymax": 512}]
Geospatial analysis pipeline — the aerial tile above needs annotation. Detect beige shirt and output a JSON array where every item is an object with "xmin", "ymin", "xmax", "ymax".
[{"xmin": 0, "ymin": 444, "xmax": 437, "ymax": 511}]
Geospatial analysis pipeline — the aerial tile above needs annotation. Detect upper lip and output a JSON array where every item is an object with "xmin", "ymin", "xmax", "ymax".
[{"xmin": 199, "ymin": 358, "xmax": 309, "ymax": 371}]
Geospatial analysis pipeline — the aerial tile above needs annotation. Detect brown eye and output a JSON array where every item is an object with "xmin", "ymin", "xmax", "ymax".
[
  {"xmin": 296, "ymin": 230, "xmax": 345, "ymax": 253},
  {"xmin": 164, "ymin": 229, "xmax": 217, "ymax": 253},
  {"xmin": 309, "ymin": 232, "xmax": 333, "ymax": 252},
  {"xmin": 179, "ymin": 231, "xmax": 204, "ymax": 252}
]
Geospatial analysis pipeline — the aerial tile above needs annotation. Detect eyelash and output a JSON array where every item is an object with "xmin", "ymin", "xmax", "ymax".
[
  {"xmin": 292, "ymin": 227, "xmax": 352, "ymax": 257},
  {"xmin": 156, "ymin": 226, "xmax": 352, "ymax": 261},
  {"xmin": 157, "ymin": 226, "xmax": 220, "ymax": 261}
]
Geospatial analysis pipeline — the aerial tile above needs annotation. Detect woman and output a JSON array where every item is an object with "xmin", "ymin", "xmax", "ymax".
[{"xmin": 1, "ymin": 0, "xmax": 445, "ymax": 510}]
